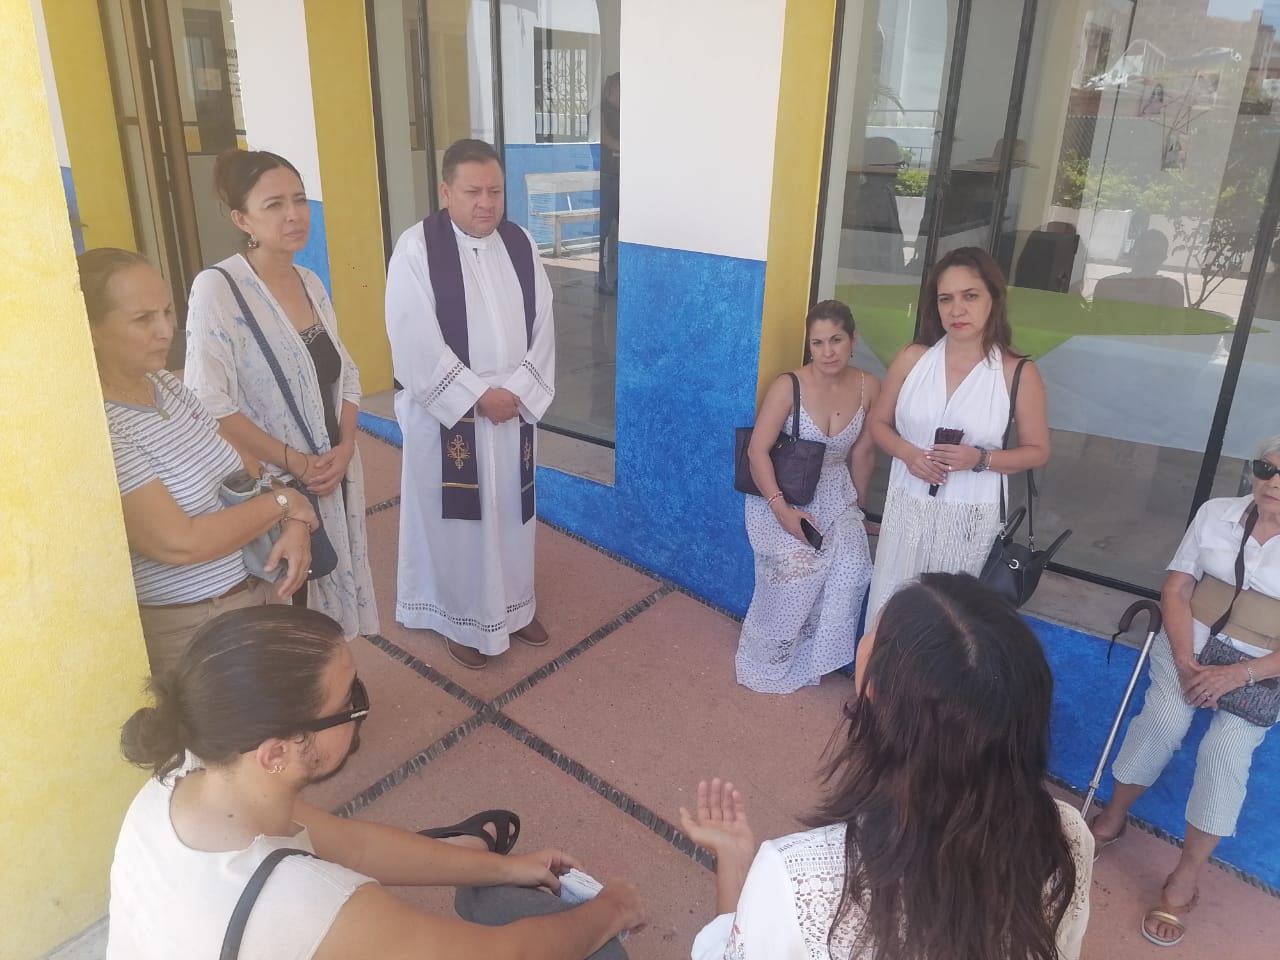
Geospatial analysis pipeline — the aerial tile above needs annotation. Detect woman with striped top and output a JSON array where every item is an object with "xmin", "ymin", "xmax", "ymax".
[{"xmin": 80, "ymin": 249, "xmax": 317, "ymax": 677}]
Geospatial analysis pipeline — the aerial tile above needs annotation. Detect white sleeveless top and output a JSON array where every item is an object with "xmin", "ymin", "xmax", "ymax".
[
  {"xmin": 106, "ymin": 756, "xmax": 372, "ymax": 960},
  {"xmin": 888, "ymin": 337, "xmax": 1010, "ymax": 506}
]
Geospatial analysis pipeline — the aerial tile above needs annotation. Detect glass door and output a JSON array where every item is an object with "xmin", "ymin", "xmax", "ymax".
[{"xmin": 101, "ymin": 0, "xmax": 245, "ymax": 342}]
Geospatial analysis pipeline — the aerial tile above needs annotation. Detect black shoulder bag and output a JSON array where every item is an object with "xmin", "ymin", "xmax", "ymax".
[
  {"xmin": 978, "ymin": 359, "xmax": 1072, "ymax": 607},
  {"xmin": 212, "ymin": 267, "xmax": 338, "ymax": 580},
  {"xmin": 219, "ymin": 848, "xmax": 314, "ymax": 959},
  {"xmin": 734, "ymin": 372, "xmax": 827, "ymax": 506}
]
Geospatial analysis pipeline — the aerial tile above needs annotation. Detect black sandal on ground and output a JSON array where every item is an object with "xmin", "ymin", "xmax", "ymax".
[{"xmin": 418, "ymin": 809, "xmax": 522, "ymax": 855}]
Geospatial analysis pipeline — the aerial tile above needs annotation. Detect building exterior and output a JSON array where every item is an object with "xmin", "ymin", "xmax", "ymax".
[{"xmin": 6, "ymin": 0, "xmax": 1280, "ymax": 953}]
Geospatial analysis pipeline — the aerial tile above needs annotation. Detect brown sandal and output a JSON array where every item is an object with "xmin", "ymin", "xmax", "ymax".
[{"xmin": 1141, "ymin": 883, "xmax": 1199, "ymax": 947}]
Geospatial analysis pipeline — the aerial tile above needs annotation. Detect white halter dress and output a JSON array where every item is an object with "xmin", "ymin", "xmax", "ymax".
[{"xmin": 867, "ymin": 338, "xmax": 1010, "ymax": 619}]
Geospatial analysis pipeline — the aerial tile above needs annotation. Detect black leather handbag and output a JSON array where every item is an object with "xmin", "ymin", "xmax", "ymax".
[
  {"xmin": 734, "ymin": 372, "xmax": 826, "ymax": 506},
  {"xmin": 978, "ymin": 360, "xmax": 1072, "ymax": 607}
]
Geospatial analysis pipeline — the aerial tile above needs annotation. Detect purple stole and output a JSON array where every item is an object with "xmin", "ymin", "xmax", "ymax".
[{"xmin": 422, "ymin": 210, "xmax": 536, "ymax": 523}]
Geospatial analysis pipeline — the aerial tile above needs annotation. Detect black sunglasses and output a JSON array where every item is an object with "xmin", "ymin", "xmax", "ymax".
[
  {"xmin": 1252, "ymin": 459, "xmax": 1280, "ymax": 482},
  {"xmin": 240, "ymin": 677, "xmax": 370, "ymax": 754}
]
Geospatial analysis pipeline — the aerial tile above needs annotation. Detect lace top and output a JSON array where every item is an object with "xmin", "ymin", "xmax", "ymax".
[{"xmin": 691, "ymin": 800, "xmax": 1093, "ymax": 960}]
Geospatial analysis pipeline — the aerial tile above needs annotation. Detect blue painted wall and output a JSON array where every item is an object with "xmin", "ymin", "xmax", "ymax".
[
  {"xmin": 297, "ymin": 199, "xmax": 331, "ymax": 296},
  {"xmin": 537, "ymin": 241, "xmax": 763, "ymax": 614},
  {"xmin": 503, "ymin": 142, "xmax": 603, "ymax": 248}
]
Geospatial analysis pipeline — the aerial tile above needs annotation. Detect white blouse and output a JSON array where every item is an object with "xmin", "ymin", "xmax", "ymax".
[
  {"xmin": 1169, "ymin": 494, "xmax": 1280, "ymax": 658},
  {"xmin": 692, "ymin": 801, "xmax": 1093, "ymax": 960}
]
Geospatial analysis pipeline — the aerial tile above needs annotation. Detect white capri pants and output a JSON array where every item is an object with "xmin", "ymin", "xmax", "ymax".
[{"xmin": 1112, "ymin": 629, "xmax": 1276, "ymax": 837}]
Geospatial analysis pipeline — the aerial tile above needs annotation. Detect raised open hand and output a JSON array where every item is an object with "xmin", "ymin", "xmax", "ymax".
[{"xmin": 678, "ymin": 778, "xmax": 755, "ymax": 860}]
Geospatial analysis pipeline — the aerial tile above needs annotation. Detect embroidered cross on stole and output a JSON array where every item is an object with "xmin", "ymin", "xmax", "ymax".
[{"xmin": 422, "ymin": 210, "xmax": 537, "ymax": 523}]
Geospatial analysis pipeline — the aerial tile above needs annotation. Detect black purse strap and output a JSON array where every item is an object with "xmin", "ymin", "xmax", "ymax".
[
  {"xmin": 211, "ymin": 266, "xmax": 323, "ymax": 458},
  {"xmin": 1208, "ymin": 505, "xmax": 1259, "ymax": 638},
  {"xmin": 219, "ymin": 847, "xmax": 313, "ymax": 959},
  {"xmin": 786, "ymin": 372, "xmax": 802, "ymax": 437},
  {"xmin": 998, "ymin": 358, "xmax": 1035, "ymax": 540}
]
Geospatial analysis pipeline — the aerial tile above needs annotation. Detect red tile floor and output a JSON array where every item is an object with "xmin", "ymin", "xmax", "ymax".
[{"xmin": 309, "ymin": 430, "xmax": 1280, "ymax": 959}]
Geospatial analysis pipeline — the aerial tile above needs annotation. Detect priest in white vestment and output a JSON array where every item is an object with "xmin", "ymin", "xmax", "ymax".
[{"xmin": 385, "ymin": 139, "xmax": 556, "ymax": 669}]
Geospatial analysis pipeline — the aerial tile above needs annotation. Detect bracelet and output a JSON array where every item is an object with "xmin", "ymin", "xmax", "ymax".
[
  {"xmin": 1246, "ymin": 664, "xmax": 1258, "ymax": 687},
  {"xmin": 766, "ymin": 491, "xmax": 785, "ymax": 506},
  {"xmin": 282, "ymin": 441, "xmax": 291, "ymax": 475},
  {"xmin": 281, "ymin": 515, "xmax": 312, "ymax": 532},
  {"xmin": 972, "ymin": 448, "xmax": 992, "ymax": 473}
]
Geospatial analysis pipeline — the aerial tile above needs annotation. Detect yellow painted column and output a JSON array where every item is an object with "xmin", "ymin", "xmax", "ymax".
[
  {"xmin": 756, "ymin": 0, "xmax": 841, "ymax": 404},
  {"xmin": 304, "ymin": 0, "xmax": 394, "ymax": 393},
  {"xmin": 42, "ymin": 0, "xmax": 135, "ymax": 250},
  {"xmin": 0, "ymin": 2, "xmax": 148, "ymax": 956}
]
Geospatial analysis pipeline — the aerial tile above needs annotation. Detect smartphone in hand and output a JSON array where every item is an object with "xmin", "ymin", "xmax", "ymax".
[{"xmin": 799, "ymin": 518, "xmax": 823, "ymax": 551}]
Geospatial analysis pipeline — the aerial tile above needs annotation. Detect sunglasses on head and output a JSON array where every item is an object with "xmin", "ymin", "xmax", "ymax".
[{"xmin": 1252, "ymin": 459, "xmax": 1280, "ymax": 482}]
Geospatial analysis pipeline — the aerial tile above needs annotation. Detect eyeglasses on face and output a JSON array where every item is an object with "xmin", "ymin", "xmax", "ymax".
[
  {"xmin": 239, "ymin": 676, "xmax": 370, "ymax": 754},
  {"xmin": 1252, "ymin": 459, "xmax": 1280, "ymax": 482}
]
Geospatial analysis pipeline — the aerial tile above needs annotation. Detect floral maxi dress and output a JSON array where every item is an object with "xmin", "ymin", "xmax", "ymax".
[{"xmin": 736, "ymin": 384, "xmax": 872, "ymax": 694}]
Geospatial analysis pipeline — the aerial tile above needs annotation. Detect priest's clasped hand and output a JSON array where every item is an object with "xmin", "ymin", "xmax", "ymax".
[{"xmin": 478, "ymin": 387, "xmax": 521, "ymax": 423}]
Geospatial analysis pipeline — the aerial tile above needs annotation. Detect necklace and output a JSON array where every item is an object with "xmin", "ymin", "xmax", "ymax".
[{"xmin": 106, "ymin": 379, "xmax": 170, "ymax": 419}]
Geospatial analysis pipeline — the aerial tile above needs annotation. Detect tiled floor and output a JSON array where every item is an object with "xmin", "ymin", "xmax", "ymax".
[
  {"xmin": 50, "ymin": 425, "xmax": 1279, "ymax": 959},
  {"xmin": 302, "ymin": 428, "xmax": 1279, "ymax": 959}
]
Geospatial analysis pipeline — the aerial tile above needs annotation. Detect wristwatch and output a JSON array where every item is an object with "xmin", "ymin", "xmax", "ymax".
[
  {"xmin": 274, "ymin": 491, "xmax": 290, "ymax": 520},
  {"xmin": 971, "ymin": 448, "xmax": 992, "ymax": 473}
]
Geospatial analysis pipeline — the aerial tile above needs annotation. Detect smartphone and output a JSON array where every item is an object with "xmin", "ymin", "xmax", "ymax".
[{"xmin": 799, "ymin": 518, "xmax": 824, "ymax": 551}]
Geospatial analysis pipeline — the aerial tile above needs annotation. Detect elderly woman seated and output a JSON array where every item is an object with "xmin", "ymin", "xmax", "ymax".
[
  {"xmin": 1090, "ymin": 433, "xmax": 1280, "ymax": 948},
  {"xmin": 682, "ymin": 573, "xmax": 1093, "ymax": 960}
]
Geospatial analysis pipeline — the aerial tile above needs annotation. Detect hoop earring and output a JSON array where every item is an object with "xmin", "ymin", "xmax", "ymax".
[{"xmin": 247, "ymin": 235, "xmax": 260, "ymax": 250}]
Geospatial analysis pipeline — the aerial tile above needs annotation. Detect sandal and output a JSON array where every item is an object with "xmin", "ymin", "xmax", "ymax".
[
  {"xmin": 1141, "ymin": 883, "xmax": 1199, "ymax": 948},
  {"xmin": 418, "ymin": 809, "xmax": 521, "ymax": 855},
  {"xmin": 1088, "ymin": 816, "xmax": 1126, "ymax": 860}
]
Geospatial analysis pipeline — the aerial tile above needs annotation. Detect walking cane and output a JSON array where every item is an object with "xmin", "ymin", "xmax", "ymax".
[{"xmin": 1081, "ymin": 599, "xmax": 1163, "ymax": 818}]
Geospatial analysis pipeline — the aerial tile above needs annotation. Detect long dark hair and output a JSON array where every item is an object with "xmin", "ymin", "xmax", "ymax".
[
  {"xmin": 917, "ymin": 247, "xmax": 1021, "ymax": 358},
  {"xmin": 812, "ymin": 573, "xmax": 1075, "ymax": 960},
  {"xmin": 120, "ymin": 606, "xmax": 343, "ymax": 777}
]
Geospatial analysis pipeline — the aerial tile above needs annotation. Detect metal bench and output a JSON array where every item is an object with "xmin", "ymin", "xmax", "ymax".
[{"xmin": 525, "ymin": 171, "xmax": 600, "ymax": 256}]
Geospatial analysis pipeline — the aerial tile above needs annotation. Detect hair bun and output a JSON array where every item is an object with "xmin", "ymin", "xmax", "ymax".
[{"xmin": 120, "ymin": 702, "xmax": 185, "ymax": 775}]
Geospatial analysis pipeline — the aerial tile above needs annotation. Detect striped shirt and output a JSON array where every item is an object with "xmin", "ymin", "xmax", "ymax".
[{"xmin": 106, "ymin": 371, "xmax": 248, "ymax": 605}]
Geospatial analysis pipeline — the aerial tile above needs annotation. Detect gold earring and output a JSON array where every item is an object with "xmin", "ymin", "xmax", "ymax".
[
  {"xmin": 247, "ymin": 235, "xmax": 260, "ymax": 250},
  {"xmin": 271, "ymin": 764, "xmax": 284, "ymax": 774}
]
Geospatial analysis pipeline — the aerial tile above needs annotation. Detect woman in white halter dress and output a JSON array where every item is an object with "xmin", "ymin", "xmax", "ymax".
[
  {"xmin": 867, "ymin": 247, "xmax": 1050, "ymax": 619},
  {"xmin": 737, "ymin": 301, "xmax": 880, "ymax": 694}
]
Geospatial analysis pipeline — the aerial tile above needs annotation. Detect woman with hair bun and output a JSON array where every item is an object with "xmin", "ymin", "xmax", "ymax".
[
  {"xmin": 185, "ymin": 149, "xmax": 376, "ymax": 640},
  {"xmin": 108, "ymin": 605, "xmax": 643, "ymax": 959},
  {"xmin": 685, "ymin": 573, "xmax": 1093, "ymax": 960}
]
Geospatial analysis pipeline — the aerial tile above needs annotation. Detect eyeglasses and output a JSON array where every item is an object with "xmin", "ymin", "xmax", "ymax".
[
  {"xmin": 239, "ymin": 677, "xmax": 370, "ymax": 753},
  {"xmin": 1252, "ymin": 459, "xmax": 1280, "ymax": 482}
]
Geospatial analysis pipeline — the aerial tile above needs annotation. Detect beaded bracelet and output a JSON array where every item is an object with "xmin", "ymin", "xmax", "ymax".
[{"xmin": 766, "ymin": 491, "xmax": 785, "ymax": 506}]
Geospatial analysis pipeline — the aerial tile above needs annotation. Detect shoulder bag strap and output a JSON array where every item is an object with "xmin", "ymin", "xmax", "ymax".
[
  {"xmin": 211, "ymin": 266, "xmax": 322, "ymax": 457},
  {"xmin": 219, "ymin": 847, "xmax": 314, "ymax": 960},
  {"xmin": 1208, "ymin": 505, "xmax": 1259, "ymax": 638},
  {"xmin": 998, "ymin": 358, "xmax": 1030, "ymax": 528},
  {"xmin": 786, "ymin": 372, "xmax": 802, "ymax": 437}
]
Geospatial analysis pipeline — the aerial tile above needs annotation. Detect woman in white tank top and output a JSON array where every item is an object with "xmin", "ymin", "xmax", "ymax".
[{"xmin": 865, "ymin": 247, "xmax": 1050, "ymax": 619}]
